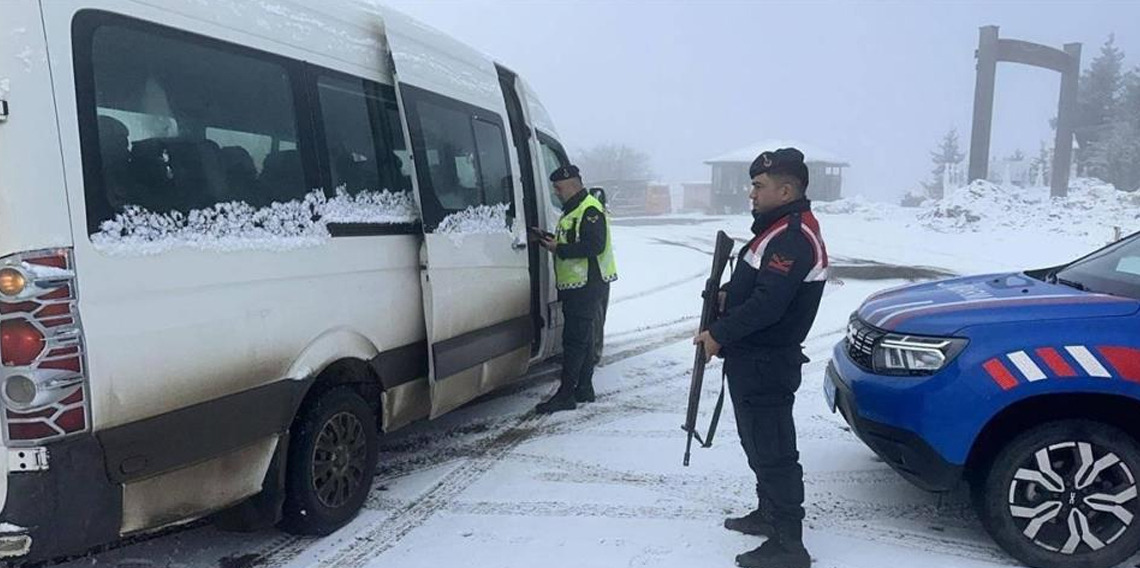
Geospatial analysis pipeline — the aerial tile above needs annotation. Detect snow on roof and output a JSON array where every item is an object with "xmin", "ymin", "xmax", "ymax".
[{"xmin": 704, "ymin": 140, "xmax": 848, "ymax": 166}]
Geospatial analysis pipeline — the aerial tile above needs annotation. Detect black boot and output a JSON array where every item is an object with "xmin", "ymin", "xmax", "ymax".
[
  {"xmin": 727, "ymin": 486, "xmax": 775, "ymax": 536},
  {"xmin": 724, "ymin": 508, "xmax": 773, "ymax": 537},
  {"xmin": 575, "ymin": 383, "xmax": 596, "ymax": 403},
  {"xmin": 536, "ymin": 390, "xmax": 577, "ymax": 414},
  {"xmin": 735, "ymin": 539, "xmax": 810, "ymax": 568}
]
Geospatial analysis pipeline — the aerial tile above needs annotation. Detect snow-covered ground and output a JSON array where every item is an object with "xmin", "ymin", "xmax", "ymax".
[{"xmin": 51, "ymin": 197, "xmax": 1138, "ymax": 568}]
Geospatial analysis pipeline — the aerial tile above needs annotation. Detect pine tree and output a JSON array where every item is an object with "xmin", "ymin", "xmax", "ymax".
[
  {"xmin": 1085, "ymin": 66, "xmax": 1140, "ymax": 191},
  {"xmin": 924, "ymin": 129, "xmax": 964, "ymax": 198},
  {"xmin": 1100, "ymin": 70, "xmax": 1140, "ymax": 191},
  {"xmin": 1030, "ymin": 141, "xmax": 1051, "ymax": 188},
  {"xmin": 1076, "ymin": 35, "xmax": 1126, "ymax": 178}
]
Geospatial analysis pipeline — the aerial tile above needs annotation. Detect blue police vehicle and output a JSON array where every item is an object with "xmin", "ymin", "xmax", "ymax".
[{"xmin": 826, "ymin": 232, "xmax": 1140, "ymax": 568}]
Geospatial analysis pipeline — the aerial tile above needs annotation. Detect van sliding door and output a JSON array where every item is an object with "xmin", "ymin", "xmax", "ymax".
[{"xmin": 380, "ymin": 7, "xmax": 532, "ymax": 417}]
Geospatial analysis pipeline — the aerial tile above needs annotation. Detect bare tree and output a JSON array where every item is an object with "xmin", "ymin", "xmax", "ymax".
[{"xmin": 574, "ymin": 143, "xmax": 654, "ymax": 184}]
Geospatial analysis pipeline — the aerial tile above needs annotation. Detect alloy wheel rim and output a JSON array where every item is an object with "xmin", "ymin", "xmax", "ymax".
[
  {"xmin": 311, "ymin": 411, "xmax": 369, "ymax": 509},
  {"xmin": 1008, "ymin": 440, "xmax": 1138, "ymax": 555}
]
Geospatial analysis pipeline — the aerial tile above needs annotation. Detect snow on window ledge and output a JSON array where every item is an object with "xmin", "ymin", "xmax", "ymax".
[
  {"xmin": 322, "ymin": 187, "xmax": 419, "ymax": 225},
  {"xmin": 91, "ymin": 188, "xmax": 420, "ymax": 256},
  {"xmin": 434, "ymin": 203, "xmax": 513, "ymax": 245}
]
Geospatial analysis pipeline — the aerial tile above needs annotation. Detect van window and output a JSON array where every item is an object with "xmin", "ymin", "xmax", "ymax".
[
  {"xmin": 414, "ymin": 100, "xmax": 481, "ymax": 212},
  {"xmin": 79, "ymin": 19, "xmax": 308, "ymax": 233},
  {"xmin": 317, "ymin": 74, "xmax": 408, "ymax": 196},
  {"xmin": 473, "ymin": 119, "xmax": 512, "ymax": 207},
  {"xmin": 537, "ymin": 132, "xmax": 569, "ymax": 204},
  {"xmin": 403, "ymin": 87, "xmax": 514, "ymax": 230},
  {"xmin": 538, "ymin": 135, "xmax": 568, "ymax": 180}
]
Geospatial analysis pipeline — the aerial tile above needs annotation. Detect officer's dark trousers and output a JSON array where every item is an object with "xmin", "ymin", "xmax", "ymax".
[
  {"xmin": 559, "ymin": 295, "xmax": 601, "ymax": 395},
  {"xmin": 725, "ymin": 350, "xmax": 806, "ymax": 547},
  {"xmin": 592, "ymin": 285, "xmax": 610, "ymax": 362}
]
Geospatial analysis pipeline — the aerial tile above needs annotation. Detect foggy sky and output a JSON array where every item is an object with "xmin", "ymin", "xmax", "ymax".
[{"xmin": 383, "ymin": 0, "xmax": 1140, "ymax": 201}]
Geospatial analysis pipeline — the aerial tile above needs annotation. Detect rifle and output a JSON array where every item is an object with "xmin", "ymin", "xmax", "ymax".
[{"xmin": 682, "ymin": 230, "xmax": 735, "ymax": 466}]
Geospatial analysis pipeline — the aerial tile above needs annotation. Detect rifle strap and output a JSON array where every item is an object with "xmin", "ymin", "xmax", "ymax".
[
  {"xmin": 689, "ymin": 235, "xmax": 736, "ymax": 452},
  {"xmin": 700, "ymin": 248, "xmax": 733, "ymax": 447},
  {"xmin": 694, "ymin": 246, "xmax": 734, "ymax": 449},
  {"xmin": 691, "ymin": 367, "xmax": 727, "ymax": 448},
  {"xmin": 700, "ymin": 368, "xmax": 727, "ymax": 448}
]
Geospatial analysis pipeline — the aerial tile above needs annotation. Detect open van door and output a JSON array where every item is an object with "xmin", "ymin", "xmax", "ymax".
[
  {"xmin": 512, "ymin": 77, "xmax": 570, "ymax": 360},
  {"xmin": 381, "ymin": 8, "xmax": 532, "ymax": 417}
]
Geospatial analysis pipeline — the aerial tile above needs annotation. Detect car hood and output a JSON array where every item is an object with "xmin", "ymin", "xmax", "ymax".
[{"xmin": 855, "ymin": 273, "xmax": 1140, "ymax": 335}]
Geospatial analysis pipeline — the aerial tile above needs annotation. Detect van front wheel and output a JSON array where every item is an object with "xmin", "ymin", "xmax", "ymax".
[{"xmin": 280, "ymin": 387, "xmax": 378, "ymax": 535}]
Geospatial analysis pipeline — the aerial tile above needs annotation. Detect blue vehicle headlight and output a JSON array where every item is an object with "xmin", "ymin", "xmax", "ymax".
[{"xmin": 873, "ymin": 334, "xmax": 968, "ymax": 375}]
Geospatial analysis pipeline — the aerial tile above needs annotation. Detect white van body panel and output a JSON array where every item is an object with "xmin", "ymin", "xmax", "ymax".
[
  {"xmin": 521, "ymin": 80, "xmax": 561, "ymax": 142},
  {"xmin": 132, "ymin": 0, "xmax": 392, "ymax": 82},
  {"xmin": 119, "ymin": 434, "xmax": 278, "ymax": 534},
  {"xmin": 0, "ymin": 1, "xmax": 75, "ymax": 256},
  {"xmin": 377, "ymin": 6, "xmax": 503, "ymax": 120},
  {"xmin": 41, "ymin": 0, "xmax": 425, "ymax": 432},
  {"xmin": 37, "ymin": 0, "xmax": 425, "ymax": 532}
]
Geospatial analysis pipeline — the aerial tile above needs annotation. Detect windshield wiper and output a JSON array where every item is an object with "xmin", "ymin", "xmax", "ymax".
[{"xmin": 1054, "ymin": 276, "xmax": 1087, "ymax": 291}]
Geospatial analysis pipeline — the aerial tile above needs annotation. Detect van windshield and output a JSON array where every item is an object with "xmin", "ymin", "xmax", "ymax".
[{"xmin": 1052, "ymin": 233, "xmax": 1140, "ymax": 300}]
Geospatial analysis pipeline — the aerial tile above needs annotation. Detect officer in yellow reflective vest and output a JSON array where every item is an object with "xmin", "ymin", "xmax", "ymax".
[{"xmin": 535, "ymin": 165, "xmax": 618, "ymax": 414}]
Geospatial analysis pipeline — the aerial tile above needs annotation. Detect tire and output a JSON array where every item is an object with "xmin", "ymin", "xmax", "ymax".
[
  {"xmin": 280, "ymin": 387, "xmax": 378, "ymax": 535},
  {"xmin": 975, "ymin": 420, "xmax": 1140, "ymax": 568}
]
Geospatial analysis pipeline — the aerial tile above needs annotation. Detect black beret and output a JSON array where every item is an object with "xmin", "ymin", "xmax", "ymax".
[
  {"xmin": 749, "ymin": 147, "xmax": 809, "ymax": 189},
  {"xmin": 549, "ymin": 164, "xmax": 581, "ymax": 183}
]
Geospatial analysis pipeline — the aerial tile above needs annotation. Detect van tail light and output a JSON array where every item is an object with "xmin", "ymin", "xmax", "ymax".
[
  {"xmin": 0, "ymin": 249, "xmax": 89, "ymax": 445},
  {"xmin": 0, "ymin": 320, "xmax": 46, "ymax": 366}
]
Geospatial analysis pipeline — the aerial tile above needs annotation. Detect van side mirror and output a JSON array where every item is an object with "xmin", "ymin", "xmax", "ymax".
[{"xmin": 588, "ymin": 186, "xmax": 606, "ymax": 206}]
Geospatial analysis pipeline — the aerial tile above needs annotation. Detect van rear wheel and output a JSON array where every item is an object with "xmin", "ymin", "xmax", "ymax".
[
  {"xmin": 280, "ymin": 387, "xmax": 378, "ymax": 535},
  {"xmin": 976, "ymin": 420, "xmax": 1140, "ymax": 568}
]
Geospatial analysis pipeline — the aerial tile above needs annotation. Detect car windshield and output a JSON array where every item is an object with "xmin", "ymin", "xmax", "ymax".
[{"xmin": 1052, "ymin": 233, "xmax": 1140, "ymax": 300}]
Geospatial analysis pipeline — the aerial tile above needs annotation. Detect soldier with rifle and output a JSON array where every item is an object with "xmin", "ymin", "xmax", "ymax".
[{"xmin": 692, "ymin": 148, "xmax": 828, "ymax": 568}]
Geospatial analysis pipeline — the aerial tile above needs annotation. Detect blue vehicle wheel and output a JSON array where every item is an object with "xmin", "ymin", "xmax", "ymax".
[{"xmin": 977, "ymin": 420, "xmax": 1140, "ymax": 568}]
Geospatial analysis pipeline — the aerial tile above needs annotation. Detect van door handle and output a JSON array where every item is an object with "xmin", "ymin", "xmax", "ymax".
[{"xmin": 511, "ymin": 242, "xmax": 528, "ymax": 250}]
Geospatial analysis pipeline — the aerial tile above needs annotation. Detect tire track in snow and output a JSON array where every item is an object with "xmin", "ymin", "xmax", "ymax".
[
  {"xmin": 610, "ymin": 269, "xmax": 706, "ymax": 305},
  {"xmin": 316, "ymin": 414, "xmax": 546, "ymax": 568},
  {"xmin": 254, "ymin": 322, "xmax": 706, "ymax": 567},
  {"xmin": 388, "ymin": 446, "xmax": 1006, "ymax": 565},
  {"xmin": 447, "ymin": 500, "xmax": 720, "ymax": 521},
  {"xmin": 313, "ymin": 364, "xmax": 698, "ymax": 565},
  {"xmin": 599, "ymin": 329, "xmax": 697, "ymax": 367},
  {"xmin": 436, "ymin": 449, "xmax": 1007, "ymax": 564}
]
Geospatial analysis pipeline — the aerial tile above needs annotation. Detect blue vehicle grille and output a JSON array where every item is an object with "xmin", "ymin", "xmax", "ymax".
[{"xmin": 846, "ymin": 314, "xmax": 885, "ymax": 370}]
